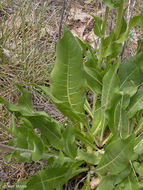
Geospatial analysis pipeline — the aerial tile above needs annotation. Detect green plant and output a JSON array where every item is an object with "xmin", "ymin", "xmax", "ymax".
[{"xmin": 1, "ymin": 0, "xmax": 143, "ymax": 189}]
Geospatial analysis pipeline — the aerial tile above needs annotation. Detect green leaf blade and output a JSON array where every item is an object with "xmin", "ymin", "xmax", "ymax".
[
  {"xmin": 96, "ymin": 135, "xmax": 134, "ymax": 175},
  {"xmin": 51, "ymin": 27, "xmax": 85, "ymax": 113}
]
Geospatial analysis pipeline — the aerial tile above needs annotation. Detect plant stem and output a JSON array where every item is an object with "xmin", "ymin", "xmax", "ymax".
[
  {"xmin": 102, "ymin": 7, "xmax": 109, "ymax": 35},
  {"xmin": 0, "ymin": 143, "xmax": 31, "ymax": 153},
  {"xmin": 114, "ymin": 0, "xmax": 124, "ymax": 40},
  {"xmin": 102, "ymin": 133, "xmax": 112, "ymax": 145},
  {"xmin": 98, "ymin": 7, "xmax": 109, "ymax": 66},
  {"xmin": 0, "ymin": 143, "xmax": 72, "ymax": 162},
  {"xmin": 59, "ymin": 0, "xmax": 66, "ymax": 39},
  {"xmin": 92, "ymin": 93, "xmax": 97, "ymax": 114},
  {"xmin": 84, "ymin": 99, "xmax": 94, "ymax": 119}
]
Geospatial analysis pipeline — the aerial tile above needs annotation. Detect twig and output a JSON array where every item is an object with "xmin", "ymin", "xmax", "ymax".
[{"xmin": 58, "ymin": 0, "xmax": 66, "ymax": 40}]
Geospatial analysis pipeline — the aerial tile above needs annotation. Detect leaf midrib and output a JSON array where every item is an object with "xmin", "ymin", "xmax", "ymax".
[
  {"xmin": 119, "ymin": 69, "xmax": 137, "ymax": 90},
  {"xmin": 128, "ymin": 92, "xmax": 143, "ymax": 116},
  {"xmin": 96, "ymin": 141, "xmax": 129, "ymax": 172}
]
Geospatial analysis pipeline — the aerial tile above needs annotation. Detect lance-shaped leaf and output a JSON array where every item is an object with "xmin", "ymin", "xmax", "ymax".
[
  {"xmin": 0, "ymin": 83, "xmax": 34, "ymax": 116},
  {"xmin": 129, "ymin": 15, "xmax": 142, "ymax": 30},
  {"xmin": 100, "ymin": 59, "xmax": 120, "ymax": 139},
  {"xmin": 8, "ymin": 118, "xmax": 44, "ymax": 161},
  {"xmin": 96, "ymin": 135, "xmax": 135, "ymax": 175},
  {"xmin": 117, "ymin": 173, "xmax": 140, "ymax": 190},
  {"xmin": 127, "ymin": 86, "xmax": 143, "ymax": 118},
  {"xmin": 118, "ymin": 55, "xmax": 143, "ymax": 97},
  {"xmin": 27, "ymin": 115, "xmax": 64, "ymax": 150},
  {"xmin": 134, "ymin": 52, "xmax": 143, "ymax": 73},
  {"xmin": 97, "ymin": 168, "xmax": 132, "ymax": 190},
  {"xmin": 29, "ymin": 83, "xmax": 89, "ymax": 126},
  {"xmin": 78, "ymin": 150, "xmax": 101, "ymax": 165},
  {"xmin": 23, "ymin": 167, "xmax": 73, "ymax": 190},
  {"xmin": 91, "ymin": 15, "xmax": 103, "ymax": 37},
  {"xmin": 84, "ymin": 65, "xmax": 102, "ymax": 94},
  {"xmin": 0, "ymin": 83, "xmax": 64, "ymax": 150},
  {"xmin": 62, "ymin": 125, "xmax": 77, "ymax": 158},
  {"xmin": 108, "ymin": 93, "xmax": 129, "ymax": 138},
  {"xmin": 22, "ymin": 164, "xmax": 87, "ymax": 190},
  {"xmin": 51, "ymin": 27, "xmax": 85, "ymax": 114},
  {"xmin": 134, "ymin": 136, "xmax": 143, "ymax": 155},
  {"xmin": 97, "ymin": 176, "xmax": 115, "ymax": 190},
  {"xmin": 74, "ymin": 128, "xmax": 97, "ymax": 150}
]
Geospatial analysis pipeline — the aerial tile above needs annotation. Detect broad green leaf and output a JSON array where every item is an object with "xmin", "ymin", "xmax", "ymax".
[
  {"xmin": 9, "ymin": 116, "xmax": 18, "ymax": 135},
  {"xmin": 23, "ymin": 167, "xmax": 73, "ymax": 190},
  {"xmin": 74, "ymin": 128, "xmax": 96, "ymax": 150},
  {"xmin": 100, "ymin": 59, "xmax": 120, "ymax": 139},
  {"xmin": 53, "ymin": 151, "xmax": 65, "ymax": 167},
  {"xmin": 96, "ymin": 135, "xmax": 134, "ymax": 175},
  {"xmin": 119, "ymin": 173, "xmax": 140, "ymax": 190},
  {"xmin": 29, "ymin": 83, "xmax": 88, "ymax": 124},
  {"xmin": 76, "ymin": 38, "xmax": 98, "ymax": 66},
  {"xmin": 85, "ymin": 43, "xmax": 98, "ymax": 64},
  {"xmin": 118, "ymin": 56, "xmax": 143, "ymax": 97},
  {"xmin": 136, "ymin": 34, "xmax": 143, "ymax": 54},
  {"xmin": 101, "ymin": 31, "xmax": 114, "ymax": 51},
  {"xmin": 134, "ymin": 162, "xmax": 143, "ymax": 178},
  {"xmin": 26, "ymin": 115, "xmax": 64, "ymax": 150},
  {"xmin": 76, "ymin": 37, "xmax": 87, "ymax": 55},
  {"xmin": 134, "ymin": 52, "xmax": 143, "ymax": 72},
  {"xmin": 119, "ymin": 14, "xmax": 127, "ymax": 37},
  {"xmin": 14, "ymin": 83, "xmax": 33, "ymax": 110},
  {"xmin": 97, "ymin": 176, "xmax": 116, "ymax": 190},
  {"xmin": 62, "ymin": 125, "xmax": 77, "ymax": 158},
  {"xmin": 140, "ymin": 17, "xmax": 143, "ymax": 33},
  {"xmin": 91, "ymin": 15, "xmax": 103, "ymax": 37},
  {"xmin": 78, "ymin": 150, "xmax": 101, "ymax": 165},
  {"xmin": 30, "ymin": 83, "xmax": 89, "ymax": 126},
  {"xmin": 9, "ymin": 118, "xmax": 44, "ymax": 161},
  {"xmin": 116, "ymin": 32, "xmax": 128, "ymax": 43},
  {"xmin": 101, "ymin": 31, "xmax": 115, "ymax": 57},
  {"xmin": 29, "ymin": 83, "xmax": 51, "ymax": 99},
  {"xmin": 54, "ymin": 101, "xmax": 88, "ymax": 126},
  {"xmin": 127, "ymin": 86, "xmax": 143, "ymax": 118},
  {"xmin": 103, "ymin": 42, "xmax": 122, "ymax": 58},
  {"xmin": 84, "ymin": 57, "xmax": 99, "ymax": 69},
  {"xmin": 0, "ymin": 83, "xmax": 39, "ymax": 116},
  {"xmin": 129, "ymin": 15, "xmax": 142, "ymax": 30},
  {"xmin": 23, "ymin": 164, "xmax": 87, "ymax": 190},
  {"xmin": 109, "ymin": 96, "xmax": 129, "ymax": 138},
  {"xmin": 100, "ymin": 28, "xmax": 122, "ymax": 58},
  {"xmin": 114, "ymin": 168, "xmax": 131, "ymax": 185},
  {"xmin": 84, "ymin": 66, "xmax": 102, "ymax": 94},
  {"xmin": 92, "ymin": 101, "xmax": 102, "ymax": 135},
  {"xmin": 134, "ymin": 117, "xmax": 143, "ymax": 134},
  {"xmin": 50, "ymin": 26, "xmax": 85, "ymax": 113},
  {"xmin": 134, "ymin": 136, "xmax": 143, "ymax": 155},
  {"xmin": 0, "ymin": 96, "xmax": 33, "ymax": 116}
]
